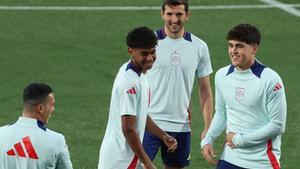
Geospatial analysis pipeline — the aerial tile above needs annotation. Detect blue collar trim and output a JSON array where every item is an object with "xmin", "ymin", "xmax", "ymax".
[
  {"xmin": 226, "ymin": 59, "xmax": 266, "ymax": 78},
  {"xmin": 183, "ymin": 32, "xmax": 192, "ymax": 42},
  {"xmin": 37, "ymin": 120, "xmax": 47, "ymax": 131},
  {"xmin": 226, "ymin": 65, "xmax": 235, "ymax": 76},
  {"xmin": 126, "ymin": 61, "xmax": 141, "ymax": 76},
  {"xmin": 156, "ymin": 28, "xmax": 192, "ymax": 42},
  {"xmin": 156, "ymin": 28, "xmax": 167, "ymax": 40}
]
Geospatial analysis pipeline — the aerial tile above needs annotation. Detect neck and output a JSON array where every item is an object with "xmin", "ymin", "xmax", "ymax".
[
  {"xmin": 130, "ymin": 60, "xmax": 144, "ymax": 74},
  {"xmin": 22, "ymin": 110, "xmax": 44, "ymax": 123},
  {"xmin": 236, "ymin": 58, "xmax": 256, "ymax": 71},
  {"xmin": 164, "ymin": 26, "xmax": 185, "ymax": 39}
]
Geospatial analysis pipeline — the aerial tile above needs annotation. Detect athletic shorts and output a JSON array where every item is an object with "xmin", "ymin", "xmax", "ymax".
[{"xmin": 143, "ymin": 131, "xmax": 190, "ymax": 167}]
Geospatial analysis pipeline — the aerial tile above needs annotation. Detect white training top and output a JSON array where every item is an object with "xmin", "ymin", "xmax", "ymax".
[
  {"xmin": 147, "ymin": 28, "xmax": 213, "ymax": 132},
  {"xmin": 201, "ymin": 59, "xmax": 287, "ymax": 169},
  {"xmin": 0, "ymin": 117, "xmax": 73, "ymax": 169},
  {"xmin": 98, "ymin": 61, "xmax": 150, "ymax": 169}
]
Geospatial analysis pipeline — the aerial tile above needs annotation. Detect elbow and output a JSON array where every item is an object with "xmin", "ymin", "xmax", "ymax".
[
  {"xmin": 273, "ymin": 122, "xmax": 285, "ymax": 135},
  {"xmin": 122, "ymin": 125, "xmax": 136, "ymax": 138},
  {"xmin": 279, "ymin": 124, "xmax": 285, "ymax": 134}
]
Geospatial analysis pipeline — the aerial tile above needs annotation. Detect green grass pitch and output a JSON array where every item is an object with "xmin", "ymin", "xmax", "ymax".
[{"xmin": 0, "ymin": 0, "xmax": 299, "ymax": 168}]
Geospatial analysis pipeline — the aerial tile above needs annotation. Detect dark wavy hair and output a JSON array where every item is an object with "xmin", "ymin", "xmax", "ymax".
[
  {"xmin": 126, "ymin": 26, "xmax": 157, "ymax": 49},
  {"xmin": 227, "ymin": 24, "xmax": 261, "ymax": 45}
]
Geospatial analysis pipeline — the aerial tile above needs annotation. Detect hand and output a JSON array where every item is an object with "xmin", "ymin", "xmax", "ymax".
[
  {"xmin": 226, "ymin": 132, "xmax": 236, "ymax": 148},
  {"xmin": 202, "ymin": 144, "xmax": 217, "ymax": 165},
  {"xmin": 163, "ymin": 134, "xmax": 177, "ymax": 153}
]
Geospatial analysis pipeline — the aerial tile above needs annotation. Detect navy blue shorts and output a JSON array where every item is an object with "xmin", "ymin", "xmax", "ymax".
[
  {"xmin": 143, "ymin": 131, "xmax": 190, "ymax": 167},
  {"xmin": 216, "ymin": 160, "xmax": 246, "ymax": 169}
]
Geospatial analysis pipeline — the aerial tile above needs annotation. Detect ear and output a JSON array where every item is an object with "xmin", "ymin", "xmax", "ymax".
[
  {"xmin": 185, "ymin": 11, "xmax": 191, "ymax": 21},
  {"xmin": 161, "ymin": 10, "xmax": 164, "ymax": 19},
  {"xmin": 252, "ymin": 44, "xmax": 259, "ymax": 54},
  {"xmin": 128, "ymin": 48, "xmax": 133, "ymax": 55},
  {"xmin": 35, "ymin": 104, "xmax": 44, "ymax": 113}
]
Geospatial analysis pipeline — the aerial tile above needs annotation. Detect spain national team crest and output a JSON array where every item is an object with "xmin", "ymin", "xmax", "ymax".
[
  {"xmin": 170, "ymin": 51, "xmax": 181, "ymax": 66},
  {"xmin": 235, "ymin": 87, "xmax": 245, "ymax": 102}
]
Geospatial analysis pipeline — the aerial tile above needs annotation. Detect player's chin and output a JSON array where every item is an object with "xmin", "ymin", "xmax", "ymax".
[
  {"xmin": 230, "ymin": 59, "xmax": 240, "ymax": 66},
  {"xmin": 144, "ymin": 63, "xmax": 153, "ymax": 70}
]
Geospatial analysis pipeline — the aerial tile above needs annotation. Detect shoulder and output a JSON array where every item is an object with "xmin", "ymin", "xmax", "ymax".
[
  {"xmin": 0, "ymin": 125, "xmax": 9, "ymax": 136},
  {"xmin": 216, "ymin": 65, "xmax": 232, "ymax": 77},
  {"xmin": 44, "ymin": 129, "xmax": 69, "ymax": 154},
  {"xmin": 0, "ymin": 121, "xmax": 18, "ymax": 137},
  {"xmin": 115, "ymin": 62, "xmax": 141, "ymax": 92},
  {"xmin": 188, "ymin": 33, "xmax": 208, "ymax": 47},
  {"xmin": 46, "ymin": 129, "xmax": 66, "ymax": 143},
  {"xmin": 189, "ymin": 33, "xmax": 206, "ymax": 44},
  {"xmin": 117, "ymin": 62, "xmax": 140, "ymax": 82},
  {"xmin": 261, "ymin": 67, "xmax": 283, "ymax": 84}
]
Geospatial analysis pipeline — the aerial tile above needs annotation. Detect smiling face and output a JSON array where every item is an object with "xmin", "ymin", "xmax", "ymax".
[
  {"xmin": 128, "ymin": 47, "xmax": 156, "ymax": 73},
  {"xmin": 36, "ymin": 93, "xmax": 55, "ymax": 124},
  {"xmin": 228, "ymin": 40, "xmax": 258, "ymax": 70},
  {"xmin": 161, "ymin": 4, "xmax": 190, "ymax": 38}
]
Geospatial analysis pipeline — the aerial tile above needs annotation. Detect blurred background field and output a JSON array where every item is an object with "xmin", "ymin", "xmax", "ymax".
[{"xmin": 0, "ymin": 0, "xmax": 299, "ymax": 168}]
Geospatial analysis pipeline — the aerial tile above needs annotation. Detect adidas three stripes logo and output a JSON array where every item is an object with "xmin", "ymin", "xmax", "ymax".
[{"xmin": 6, "ymin": 136, "xmax": 39, "ymax": 159}]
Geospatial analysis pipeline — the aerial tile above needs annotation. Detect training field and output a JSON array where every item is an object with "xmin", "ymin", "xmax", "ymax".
[{"xmin": 0, "ymin": 0, "xmax": 299, "ymax": 168}]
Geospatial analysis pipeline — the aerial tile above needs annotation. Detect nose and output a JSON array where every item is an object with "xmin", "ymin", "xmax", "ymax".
[
  {"xmin": 231, "ymin": 46, "xmax": 238, "ymax": 54},
  {"xmin": 146, "ymin": 54, "xmax": 153, "ymax": 61},
  {"xmin": 170, "ymin": 15, "xmax": 178, "ymax": 23}
]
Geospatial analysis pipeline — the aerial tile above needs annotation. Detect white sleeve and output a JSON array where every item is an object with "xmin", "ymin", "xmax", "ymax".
[
  {"xmin": 56, "ymin": 137, "xmax": 73, "ymax": 169},
  {"xmin": 196, "ymin": 42, "xmax": 213, "ymax": 78},
  {"xmin": 233, "ymin": 76, "xmax": 287, "ymax": 148},
  {"xmin": 201, "ymin": 72, "xmax": 227, "ymax": 148},
  {"xmin": 119, "ymin": 81, "xmax": 140, "ymax": 116}
]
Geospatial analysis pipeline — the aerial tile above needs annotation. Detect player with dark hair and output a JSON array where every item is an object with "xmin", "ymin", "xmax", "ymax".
[
  {"xmin": 143, "ymin": 0, "xmax": 214, "ymax": 168},
  {"xmin": 0, "ymin": 83, "xmax": 73, "ymax": 169},
  {"xmin": 201, "ymin": 24, "xmax": 287, "ymax": 169},
  {"xmin": 98, "ymin": 26, "xmax": 177, "ymax": 169}
]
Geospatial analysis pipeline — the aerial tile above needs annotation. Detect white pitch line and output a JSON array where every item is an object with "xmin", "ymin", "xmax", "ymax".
[
  {"xmin": 260, "ymin": 0, "xmax": 300, "ymax": 17},
  {"xmin": 0, "ymin": 4, "xmax": 300, "ymax": 11}
]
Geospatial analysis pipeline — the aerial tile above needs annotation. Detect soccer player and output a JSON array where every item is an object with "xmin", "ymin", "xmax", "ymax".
[
  {"xmin": 98, "ymin": 26, "xmax": 177, "ymax": 169},
  {"xmin": 143, "ymin": 0, "xmax": 213, "ymax": 168},
  {"xmin": 0, "ymin": 83, "xmax": 73, "ymax": 169},
  {"xmin": 201, "ymin": 24, "xmax": 287, "ymax": 169}
]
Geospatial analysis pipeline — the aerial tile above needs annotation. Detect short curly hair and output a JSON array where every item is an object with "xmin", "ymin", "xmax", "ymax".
[
  {"xmin": 126, "ymin": 26, "xmax": 157, "ymax": 49},
  {"xmin": 227, "ymin": 24, "xmax": 261, "ymax": 45}
]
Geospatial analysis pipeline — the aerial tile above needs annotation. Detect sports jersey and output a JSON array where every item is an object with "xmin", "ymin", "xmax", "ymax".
[
  {"xmin": 201, "ymin": 59, "xmax": 287, "ymax": 169},
  {"xmin": 98, "ymin": 61, "xmax": 150, "ymax": 169},
  {"xmin": 0, "ymin": 117, "xmax": 73, "ymax": 169},
  {"xmin": 147, "ymin": 28, "xmax": 213, "ymax": 132}
]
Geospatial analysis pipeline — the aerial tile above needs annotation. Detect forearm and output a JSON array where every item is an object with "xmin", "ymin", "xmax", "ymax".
[
  {"xmin": 198, "ymin": 76, "xmax": 213, "ymax": 131},
  {"xmin": 123, "ymin": 128, "xmax": 151, "ymax": 165},
  {"xmin": 201, "ymin": 111, "xmax": 227, "ymax": 148},
  {"xmin": 122, "ymin": 115, "xmax": 152, "ymax": 165},
  {"xmin": 233, "ymin": 121, "xmax": 285, "ymax": 147},
  {"xmin": 199, "ymin": 88, "xmax": 213, "ymax": 131},
  {"xmin": 145, "ymin": 115, "xmax": 166, "ymax": 140}
]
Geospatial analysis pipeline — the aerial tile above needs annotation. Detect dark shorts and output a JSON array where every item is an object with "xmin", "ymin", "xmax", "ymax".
[
  {"xmin": 216, "ymin": 160, "xmax": 246, "ymax": 169},
  {"xmin": 143, "ymin": 131, "xmax": 190, "ymax": 167}
]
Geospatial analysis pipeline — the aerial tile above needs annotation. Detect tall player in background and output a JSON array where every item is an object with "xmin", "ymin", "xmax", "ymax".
[
  {"xmin": 143, "ymin": 0, "xmax": 213, "ymax": 168},
  {"xmin": 98, "ymin": 26, "xmax": 177, "ymax": 169},
  {"xmin": 201, "ymin": 24, "xmax": 287, "ymax": 169},
  {"xmin": 0, "ymin": 83, "xmax": 73, "ymax": 169}
]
